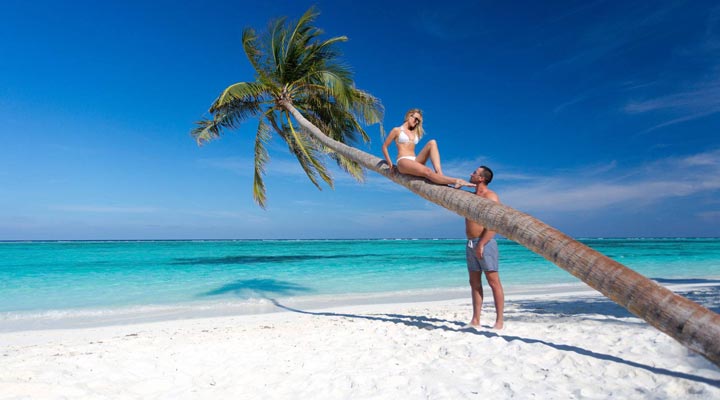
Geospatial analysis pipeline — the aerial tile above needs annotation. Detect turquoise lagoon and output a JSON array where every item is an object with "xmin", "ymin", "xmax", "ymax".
[{"xmin": 1, "ymin": 238, "xmax": 718, "ymax": 330}]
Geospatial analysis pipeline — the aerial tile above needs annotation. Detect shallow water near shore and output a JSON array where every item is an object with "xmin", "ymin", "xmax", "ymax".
[{"xmin": 1, "ymin": 238, "xmax": 719, "ymax": 330}]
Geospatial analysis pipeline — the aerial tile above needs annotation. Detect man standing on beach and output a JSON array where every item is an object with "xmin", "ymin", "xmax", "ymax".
[{"xmin": 465, "ymin": 166, "xmax": 504, "ymax": 329}]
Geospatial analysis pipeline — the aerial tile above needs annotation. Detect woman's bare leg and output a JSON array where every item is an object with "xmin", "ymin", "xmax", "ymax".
[
  {"xmin": 415, "ymin": 140, "xmax": 443, "ymax": 175},
  {"xmin": 397, "ymin": 159, "xmax": 474, "ymax": 188}
]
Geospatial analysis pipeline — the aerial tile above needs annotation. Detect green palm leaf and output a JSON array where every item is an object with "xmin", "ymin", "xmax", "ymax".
[
  {"xmin": 192, "ymin": 6, "xmax": 382, "ymax": 202},
  {"xmin": 285, "ymin": 112, "xmax": 333, "ymax": 188},
  {"xmin": 192, "ymin": 99, "xmax": 261, "ymax": 145},
  {"xmin": 212, "ymin": 82, "xmax": 268, "ymax": 112},
  {"xmin": 241, "ymin": 28, "xmax": 273, "ymax": 86},
  {"xmin": 252, "ymin": 120, "xmax": 271, "ymax": 208}
]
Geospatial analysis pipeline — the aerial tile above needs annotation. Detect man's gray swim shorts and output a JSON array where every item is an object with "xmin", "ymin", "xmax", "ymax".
[{"xmin": 466, "ymin": 238, "xmax": 499, "ymax": 272}]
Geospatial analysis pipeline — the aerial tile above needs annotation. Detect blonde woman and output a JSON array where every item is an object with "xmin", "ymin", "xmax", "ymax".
[{"xmin": 382, "ymin": 109, "xmax": 474, "ymax": 188}]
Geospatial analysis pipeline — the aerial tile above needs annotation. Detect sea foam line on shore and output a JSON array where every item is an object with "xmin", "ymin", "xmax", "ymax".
[
  {"xmin": 2, "ymin": 280, "xmax": 717, "ymax": 334},
  {"xmin": 0, "ymin": 282, "xmax": 600, "ymax": 332}
]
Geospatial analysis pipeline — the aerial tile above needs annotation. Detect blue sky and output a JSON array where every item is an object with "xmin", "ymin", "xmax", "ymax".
[{"xmin": 1, "ymin": 0, "xmax": 719, "ymax": 239}]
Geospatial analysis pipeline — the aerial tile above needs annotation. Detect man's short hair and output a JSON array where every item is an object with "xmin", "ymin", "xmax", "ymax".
[{"xmin": 479, "ymin": 166, "xmax": 493, "ymax": 184}]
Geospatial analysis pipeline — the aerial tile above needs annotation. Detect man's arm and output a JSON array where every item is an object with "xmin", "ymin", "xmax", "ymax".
[
  {"xmin": 475, "ymin": 228, "xmax": 496, "ymax": 259},
  {"xmin": 475, "ymin": 191, "xmax": 500, "ymax": 259}
]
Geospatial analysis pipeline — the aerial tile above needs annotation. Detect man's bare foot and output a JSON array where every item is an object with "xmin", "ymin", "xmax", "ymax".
[
  {"xmin": 468, "ymin": 319, "xmax": 480, "ymax": 327},
  {"xmin": 492, "ymin": 321, "xmax": 504, "ymax": 330}
]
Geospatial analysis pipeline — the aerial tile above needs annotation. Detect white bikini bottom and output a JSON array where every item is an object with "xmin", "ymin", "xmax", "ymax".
[{"xmin": 396, "ymin": 156, "xmax": 416, "ymax": 163}]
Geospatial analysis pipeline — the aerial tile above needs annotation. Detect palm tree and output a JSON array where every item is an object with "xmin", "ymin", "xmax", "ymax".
[
  {"xmin": 192, "ymin": 7, "xmax": 382, "ymax": 208},
  {"xmin": 192, "ymin": 8, "xmax": 720, "ymax": 366}
]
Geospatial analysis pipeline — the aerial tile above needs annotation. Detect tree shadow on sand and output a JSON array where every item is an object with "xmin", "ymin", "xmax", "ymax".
[
  {"xmin": 200, "ymin": 278, "xmax": 312, "ymax": 297},
  {"xmin": 652, "ymin": 277, "xmax": 720, "ymax": 285},
  {"xmin": 512, "ymin": 296, "xmax": 637, "ymax": 319},
  {"xmin": 512, "ymin": 284, "xmax": 720, "ymax": 318},
  {"xmin": 268, "ymin": 298, "xmax": 720, "ymax": 388}
]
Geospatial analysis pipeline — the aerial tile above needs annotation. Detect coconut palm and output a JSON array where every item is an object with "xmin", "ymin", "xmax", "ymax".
[
  {"xmin": 192, "ymin": 7, "xmax": 383, "ymax": 208},
  {"xmin": 192, "ymin": 8, "xmax": 720, "ymax": 366}
]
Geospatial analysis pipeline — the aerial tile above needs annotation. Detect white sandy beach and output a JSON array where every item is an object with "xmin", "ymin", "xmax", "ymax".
[{"xmin": 2, "ymin": 284, "xmax": 719, "ymax": 399}]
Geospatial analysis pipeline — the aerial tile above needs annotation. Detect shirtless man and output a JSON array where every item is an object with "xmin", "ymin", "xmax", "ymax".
[{"xmin": 465, "ymin": 166, "xmax": 504, "ymax": 329}]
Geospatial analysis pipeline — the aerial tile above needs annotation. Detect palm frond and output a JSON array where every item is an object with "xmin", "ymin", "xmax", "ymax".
[
  {"xmin": 192, "ymin": 99, "xmax": 262, "ymax": 145},
  {"xmin": 191, "ymin": 118, "xmax": 221, "ymax": 145},
  {"xmin": 294, "ymin": 105, "xmax": 365, "ymax": 181},
  {"xmin": 310, "ymin": 36, "xmax": 348, "ymax": 58},
  {"xmin": 309, "ymin": 132, "xmax": 365, "ymax": 183},
  {"xmin": 317, "ymin": 70, "xmax": 353, "ymax": 108},
  {"xmin": 348, "ymin": 88, "xmax": 384, "ymax": 126},
  {"xmin": 269, "ymin": 17, "xmax": 288, "ymax": 79},
  {"xmin": 296, "ymin": 36, "xmax": 348, "ymax": 80},
  {"xmin": 241, "ymin": 28, "xmax": 262, "ymax": 71},
  {"xmin": 297, "ymin": 95, "xmax": 373, "ymax": 145},
  {"xmin": 191, "ymin": 7, "xmax": 384, "ymax": 207},
  {"xmin": 288, "ymin": 6, "xmax": 320, "ymax": 42},
  {"xmin": 253, "ymin": 120, "xmax": 272, "ymax": 208},
  {"xmin": 211, "ymin": 81, "xmax": 268, "ymax": 112},
  {"xmin": 331, "ymin": 153, "xmax": 364, "ymax": 183},
  {"xmin": 285, "ymin": 7, "xmax": 320, "ymax": 59},
  {"xmin": 285, "ymin": 111, "xmax": 333, "ymax": 187},
  {"xmin": 266, "ymin": 112, "xmax": 332, "ymax": 190},
  {"xmin": 242, "ymin": 28, "xmax": 273, "ymax": 86}
]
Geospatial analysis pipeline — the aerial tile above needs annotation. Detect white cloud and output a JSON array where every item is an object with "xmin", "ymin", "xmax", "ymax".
[
  {"xmin": 544, "ymin": 3, "xmax": 680, "ymax": 72},
  {"xmin": 437, "ymin": 156, "xmax": 492, "ymax": 180},
  {"xmin": 201, "ymin": 149, "xmax": 720, "ymax": 220},
  {"xmin": 50, "ymin": 205, "xmax": 159, "ymax": 213},
  {"xmin": 179, "ymin": 209, "xmax": 270, "ymax": 223},
  {"xmin": 697, "ymin": 210, "xmax": 720, "ymax": 220},
  {"xmin": 554, "ymin": 93, "xmax": 591, "ymax": 114},
  {"xmin": 622, "ymin": 9, "xmax": 720, "ymax": 134},
  {"xmin": 682, "ymin": 151, "xmax": 720, "ymax": 166},
  {"xmin": 637, "ymin": 110, "xmax": 720, "ymax": 134},
  {"xmin": 348, "ymin": 206, "xmax": 458, "ymax": 229},
  {"xmin": 624, "ymin": 82, "xmax": 720, "ymax": 114},
  {"xmin": 624, "ymin": 79, "xmax": 720, "ymax": 133},
  {"xmin": 496, "ymin": 150, "xmax": 720, "ymax": 213}
]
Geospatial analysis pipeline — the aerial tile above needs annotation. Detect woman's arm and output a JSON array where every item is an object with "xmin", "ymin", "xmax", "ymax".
[{"xmin": 381, "ymin": 128, "xmax": 399, "ymax": 167}]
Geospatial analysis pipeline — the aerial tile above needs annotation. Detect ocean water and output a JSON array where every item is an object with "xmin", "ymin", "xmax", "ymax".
[{"xmin": 1, "ymin": 238, "xmax": 719, "ymax": 329}]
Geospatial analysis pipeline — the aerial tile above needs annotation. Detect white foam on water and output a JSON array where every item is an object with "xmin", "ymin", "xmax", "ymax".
[{"xmin": 0, "ymin": 282, "xmax": 603, "ymax": 333}]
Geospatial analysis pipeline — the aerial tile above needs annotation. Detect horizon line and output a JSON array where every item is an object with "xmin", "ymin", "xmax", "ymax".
[{"xmin": 2, "ymin": 236, "xmax": 719, "ymax": 243}]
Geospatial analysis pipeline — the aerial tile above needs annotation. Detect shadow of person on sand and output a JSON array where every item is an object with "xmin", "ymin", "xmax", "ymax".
[{"xmin": 268, "ymin": 298, "xmax": 720, "ymax": 388}]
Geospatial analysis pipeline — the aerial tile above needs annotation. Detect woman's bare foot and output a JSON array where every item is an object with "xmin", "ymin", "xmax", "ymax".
[
  {"xmin": 452, "ymin": 179, "xmax": 476, "ymax": 189},
  {"xmin": 492, "ymin": 321, "xmax": 504, "ymax": 330}
]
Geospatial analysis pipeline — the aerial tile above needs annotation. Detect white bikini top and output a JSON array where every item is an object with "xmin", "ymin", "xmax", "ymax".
[{"xmin": 396, "ymin": 127, "xmax": 419, "ymax": 145}]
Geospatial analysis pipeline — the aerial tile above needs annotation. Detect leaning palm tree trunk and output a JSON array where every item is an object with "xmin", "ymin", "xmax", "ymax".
[{"xmin": 282, "ymin": 100, "xmax": 720, "ymax": 367}]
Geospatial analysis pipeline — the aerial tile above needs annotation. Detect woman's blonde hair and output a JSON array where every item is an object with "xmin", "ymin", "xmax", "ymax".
[{"xmin": 404, "ymin": 108, "xmax": 424, "ymax": 139}]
